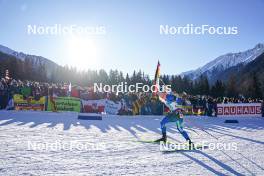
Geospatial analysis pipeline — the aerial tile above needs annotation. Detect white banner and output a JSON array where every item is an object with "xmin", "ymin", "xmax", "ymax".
[
  {"xmin": 217, "ymin": 103, "xmax": 262, "ymax": 117},
  {"xmin": 104, "ymin": 100, "xmax": 121, "ymax": 115},
  {"xmin": 82, "ymin": 99, "xmax": 121, "ymax": 115}
]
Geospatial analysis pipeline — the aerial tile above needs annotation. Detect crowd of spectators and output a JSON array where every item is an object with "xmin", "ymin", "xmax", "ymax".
[
  {"xmin": 0, "ymin": 78, "xmax": 143, "ymax": 110},
  {"xmin": 0, "ymin": 78, "xmax": 263, "ymax": 117}
]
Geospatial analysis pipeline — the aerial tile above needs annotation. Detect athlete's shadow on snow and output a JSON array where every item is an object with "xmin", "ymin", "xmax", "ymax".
[
  {"xmin": 163, "ymin": 150, "xmax": 248, "ymax": 176},
  {"xmin": 184, "ymin": 116, "xmax": 264, "ymax": 145}
]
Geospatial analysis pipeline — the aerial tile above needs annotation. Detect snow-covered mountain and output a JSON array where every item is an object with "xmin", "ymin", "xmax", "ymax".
[
  {"xmin": 181, "ymin": 43, "xmax": 264, "ymax": 81},
  {"xmin": 0, "ymin": 44, "xmax": 59, "ymax": 78},
  {"xmin": 0, "ymin": 44, "xmax": 57, "ymax": 65},
  {"xmin": 0, "ymin": 45, "xmax": 16, "ymax": 56}
]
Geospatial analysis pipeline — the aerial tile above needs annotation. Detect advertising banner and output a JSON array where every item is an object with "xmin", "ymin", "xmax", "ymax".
[
  {"xmin": 82, "ymin": 99, "xmax": 105, "ymax": 113},
  {"xmin": 82, "ymin": 99, "xmax": 121, "ymax": 114},
  {"xmin": 217, "ymin": 103, "xmax": 262, "ymax": 117},
  {"xmin": 47, "ymin": 97, "xmax": 81, "ymax": 112},
  {"xmin": 13, "ymin": 94, "xmax": 45, "ymax": 111}
]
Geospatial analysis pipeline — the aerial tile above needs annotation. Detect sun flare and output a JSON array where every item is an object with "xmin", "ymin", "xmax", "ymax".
[{"xmin": 66, "ymin": 36, "xmax": 99, "ymax": 70}]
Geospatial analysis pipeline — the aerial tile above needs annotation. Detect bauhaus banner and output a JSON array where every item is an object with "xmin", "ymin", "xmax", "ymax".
[{"xmin": 217, "ymin": 103, "xmax": 262, "ymax": 117}]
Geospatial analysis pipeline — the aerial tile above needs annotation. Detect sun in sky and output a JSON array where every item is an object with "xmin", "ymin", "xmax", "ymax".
[{"xmin": 65, "ymin": 35, "xmax": 100, "ymax": 70}]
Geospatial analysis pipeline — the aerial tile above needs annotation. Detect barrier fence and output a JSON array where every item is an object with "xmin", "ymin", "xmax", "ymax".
[
  {"xmin": 11, "ymin": 94, "xmax": 263, "ymax": 117},
  {"xmin": 13, "ymin": 94, "xmax": 121, "ymax": 115}
]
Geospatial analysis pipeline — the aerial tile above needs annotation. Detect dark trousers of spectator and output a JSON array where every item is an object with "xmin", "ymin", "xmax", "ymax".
[
  {"xmin": 261, "ymin": 103, "xmax": 264, "ymax": 117},
  {"xmin": 0, "ymin": 95, "xmax": 8, "ymax": 109}
]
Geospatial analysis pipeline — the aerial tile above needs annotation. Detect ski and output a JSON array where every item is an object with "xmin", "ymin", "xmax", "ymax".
[{"xmin": 136, "ymin": 139, "xmax": 175, "ymax": 144}]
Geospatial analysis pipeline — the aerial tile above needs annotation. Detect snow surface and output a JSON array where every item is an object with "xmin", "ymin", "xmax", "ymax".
[{"xmin": 0, "ymin": 111, "xmax": 264, "ymax": 176}]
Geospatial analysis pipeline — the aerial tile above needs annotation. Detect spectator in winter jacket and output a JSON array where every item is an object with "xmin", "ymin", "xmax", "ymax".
[{"xmin": 0, "ymin": 79, "xmax": 8, "ymax": 109}]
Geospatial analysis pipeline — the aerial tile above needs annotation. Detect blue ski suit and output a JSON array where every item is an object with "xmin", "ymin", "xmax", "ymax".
[{"xmin": 160, "ymin": 110, "xmax": 190, "ymax": 141}]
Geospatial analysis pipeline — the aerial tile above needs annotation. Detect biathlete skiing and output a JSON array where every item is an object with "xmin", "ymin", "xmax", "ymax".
[
  {"xmin": 152, "ymin": 61, "xmax": 194, "ymax": 149},
  {"xmin": 155, "ymin": 93, "xmax": 194, "ymax": 148}
]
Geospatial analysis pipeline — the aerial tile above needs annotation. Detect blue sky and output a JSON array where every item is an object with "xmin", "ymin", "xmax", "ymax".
[{"xmin": 0, "ymin": 0, "xmax": 263, "ymax": 76}]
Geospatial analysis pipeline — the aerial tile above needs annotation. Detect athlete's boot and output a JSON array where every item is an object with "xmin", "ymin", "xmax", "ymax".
[
  {"xmin": 188, "ymin": 140, "xmax": 194, "ymax": 150},
  {"xmin": 155, "ymin": 132, "xmax": 167, "ymax": 143}
]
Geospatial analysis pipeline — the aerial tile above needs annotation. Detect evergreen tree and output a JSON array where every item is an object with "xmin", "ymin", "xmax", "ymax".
[
  {"xmin": 193, "ymin": 75, "xmax": 210, "ymax": 95},
  {"xmin": 211, "ymin": 80, "xmax": 225, "ymax": 98},
  {"xmin": 125, "ymin": 73, "xmax": 130, "ymax": 84},
  {"xmin": 252, "ymin": 72, "xmax": 262, "ymax": 99},
  {"xmin": 243, "ymin": 72, "xmax": 262, "ymax": 99},
  {"xmin": 226, "ymin": 74, "xmax": 238, "ymax": 97}
]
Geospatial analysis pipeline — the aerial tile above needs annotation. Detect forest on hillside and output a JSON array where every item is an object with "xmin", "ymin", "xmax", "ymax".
[{"xmin": 0, "ymin": 51, "xmax": 263, "ymax": 99}]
